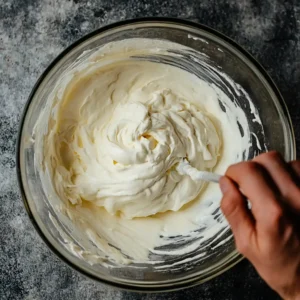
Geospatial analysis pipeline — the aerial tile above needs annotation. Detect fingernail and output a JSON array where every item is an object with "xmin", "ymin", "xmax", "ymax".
[{"xmin": 219, "ymin": 177, "xmax": 229, "ymax": 194}]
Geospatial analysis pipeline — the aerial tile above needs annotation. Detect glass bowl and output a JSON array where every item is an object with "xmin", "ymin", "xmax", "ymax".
[{"xmin": 17, "ymin": 18, "xmax": 295, "ymax": 292}]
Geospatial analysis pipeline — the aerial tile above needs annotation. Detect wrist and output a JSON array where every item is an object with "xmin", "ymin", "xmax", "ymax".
[
  {"xmin": 279, "ymin": 287, "xmax": 300, "ymax": 300},
  {"xmin": 269, "ymin": 273, "xmax": 300, "ymax": 300},
  {"xmin": 284, "ymin": 295, "xmax": 300, "ymax": 300}
]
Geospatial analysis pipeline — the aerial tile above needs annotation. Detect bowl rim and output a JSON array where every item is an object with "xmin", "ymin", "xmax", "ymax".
[{"xmin": 16, "ymin": 17, "xmax": 296, "ymax": 292}]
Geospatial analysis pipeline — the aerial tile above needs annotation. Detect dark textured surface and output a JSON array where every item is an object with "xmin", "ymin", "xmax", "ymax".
[{"xmin": 1, "ymin": 0, "xmax": 299, "ymax": 299}]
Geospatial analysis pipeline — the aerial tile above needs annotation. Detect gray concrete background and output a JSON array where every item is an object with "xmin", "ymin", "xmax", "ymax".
[{"xmin": 1, "ymin": 0, "xmax": 299, "ymax": 299}]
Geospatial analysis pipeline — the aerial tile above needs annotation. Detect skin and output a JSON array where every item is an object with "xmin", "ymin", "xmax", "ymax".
[{"xmin": 220, "ymin": 151, "xmax": 300, "ymax": 300}]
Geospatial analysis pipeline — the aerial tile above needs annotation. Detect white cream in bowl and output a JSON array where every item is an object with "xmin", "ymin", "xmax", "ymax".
[{"xmin": 34, "ymin": 39, "xmax": 261, "ymax": 266}]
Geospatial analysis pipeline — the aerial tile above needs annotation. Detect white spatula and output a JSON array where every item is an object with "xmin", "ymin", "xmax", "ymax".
[{"xmin": 176, "ymin": 158, "xmax": 222, "ymax": 183}]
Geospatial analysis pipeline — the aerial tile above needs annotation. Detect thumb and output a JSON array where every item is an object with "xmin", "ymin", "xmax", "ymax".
[{"xmin": 220, "ymin": 176, "xmax": 255, "ymax": 254}]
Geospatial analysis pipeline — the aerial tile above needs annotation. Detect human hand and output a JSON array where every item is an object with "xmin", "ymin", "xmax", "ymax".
[{"xmin": 220, "ymin": 151, "xmax": 300, "ymax": 300}]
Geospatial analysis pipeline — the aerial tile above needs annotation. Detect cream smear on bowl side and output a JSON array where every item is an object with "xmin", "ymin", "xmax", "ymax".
[{"xmin": 34, "ymin": 38, "xmax": 263, "ymax": 267}]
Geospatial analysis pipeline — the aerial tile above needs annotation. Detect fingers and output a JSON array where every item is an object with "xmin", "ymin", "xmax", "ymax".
[
  {"xmin": 220, "ymin": 176, "xmax": 255, "ymax": 253},
  {"xmin": 254, "ymin": 152, "xmax": 300, "ymax": 212},
  {"xmin": 225, "ymin": 161, "xmax": 282, "ymax": 228}
]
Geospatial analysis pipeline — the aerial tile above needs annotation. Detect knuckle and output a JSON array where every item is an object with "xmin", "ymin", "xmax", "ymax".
[
  {"xmin": 255, "ymin": 150, "xmax": 282, "ymax": 163},
  {"xmin": 266, "ymin": 150, "xmax": 282, "ymax": 160},
  {"xmin": 267, "ymin": 204, "xmax": 284, "ymax": 227}
]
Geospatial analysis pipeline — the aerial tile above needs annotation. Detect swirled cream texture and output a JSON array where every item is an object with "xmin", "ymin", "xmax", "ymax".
[
  {"xmin": 46, "ymin": 61, "xmax": 221, "ymax": 219},
  {"xmin": 36, "ymin": 39, "xmax": 258, "ymax": 265}
]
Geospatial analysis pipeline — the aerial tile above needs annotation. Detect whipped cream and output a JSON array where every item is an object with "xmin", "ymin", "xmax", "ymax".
[
  {"xmin": 45, "ymin": 60, "xmax": 221, "ymax": 219},
  {"xmin": 35, "ymin": 38, "xmax": 263, "ymax": 266}
]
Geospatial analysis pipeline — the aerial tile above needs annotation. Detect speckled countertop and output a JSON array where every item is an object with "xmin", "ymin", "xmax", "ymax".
[{"xmin": 1, "ymin": 0, "xmax": 299, "ymax": 299}]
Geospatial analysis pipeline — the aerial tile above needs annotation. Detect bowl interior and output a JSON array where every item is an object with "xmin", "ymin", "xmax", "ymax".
[{"xmin": 18, "ymin": 19, "xmax": 295, "ymax": 291}]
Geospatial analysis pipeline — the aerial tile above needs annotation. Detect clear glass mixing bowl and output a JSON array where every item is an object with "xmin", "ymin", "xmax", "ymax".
[{"xmin": 17, "ymin": 18, "xmax": 295, "ymax": 291}]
